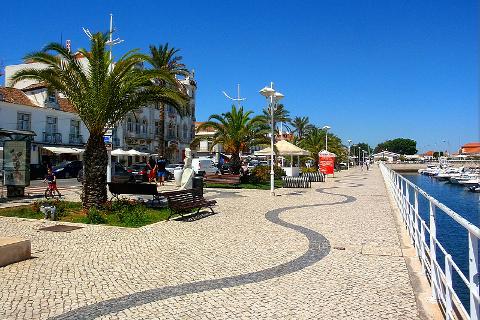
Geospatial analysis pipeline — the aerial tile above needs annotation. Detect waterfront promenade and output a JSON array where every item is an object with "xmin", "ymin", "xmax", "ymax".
[{"xmin": 0, "ymin": 168, "xmax": 425, "ymax": 319}]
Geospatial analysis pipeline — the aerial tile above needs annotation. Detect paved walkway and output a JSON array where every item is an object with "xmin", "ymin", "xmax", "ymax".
[{"xmin": 0, "ymin": 167, "xmax": 420, "ymax": 319}]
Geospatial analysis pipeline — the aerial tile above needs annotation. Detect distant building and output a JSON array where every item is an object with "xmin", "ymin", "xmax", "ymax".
[
  {"xmin": 192, "ymin": 121, "xmax": 222, "ymax": 159},
  {"xmin": 372, "ymin": 151, "xmax": 400, "ymax": 163},
  {"xmin": 460, "ymin": 142, "xmax": 480, "ymax": 155}
]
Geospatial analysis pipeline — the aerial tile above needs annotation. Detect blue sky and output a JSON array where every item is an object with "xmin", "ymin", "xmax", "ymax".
[{"xmin": 1, "ymin": 0, "xmax": 478, "ymax": 152}]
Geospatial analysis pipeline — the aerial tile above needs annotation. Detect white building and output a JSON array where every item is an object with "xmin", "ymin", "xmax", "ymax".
[
  {"xmin": 0, "ymin": 86, "xmax": 87, "ymax": 165},
  {"xmin": 3, "ymin": 56, "xmax": 196, "ymax": 164},
  {"xmin": 192, "ymin": 121, "xmax": 223, "ymax": 159}
]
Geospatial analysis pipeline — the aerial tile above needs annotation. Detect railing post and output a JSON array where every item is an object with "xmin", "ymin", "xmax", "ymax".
[
  {"xmin": 445, "ymin": 254, "xmax": 453, "ymax": 320},
  {"xmin": 405, "ymin": 184, "xmax": 412, "ymax": 240},
  {"xmin": 429, "ymin": 201, "xmax": 439, "ymax": 300},
  {"xmin": 469, "ymin": 231, "xmax": 479, "ymax": 319},
  {"xmin": 414, "ymin": 190, "xmax": 420, "ymax": 255},
  {"xmin": 420, "ymin": 222, "xmax": 426, "ymax": 274}
]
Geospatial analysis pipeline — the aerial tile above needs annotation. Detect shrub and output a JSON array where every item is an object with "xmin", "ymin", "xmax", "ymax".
[
  {"xmin": 249, "ymin": 165, "xmax": 285, "ymax": 183},
  {"xmin": 301, "ymin": 167, "xmax": 318, "ymax": 174},
  {"xmin": 106, "ymin": 199, "xmax": 148, "ymax": 226},
  {"xmin": 86, "ymin": 207, "xmax": 106, "ymax": 224}
]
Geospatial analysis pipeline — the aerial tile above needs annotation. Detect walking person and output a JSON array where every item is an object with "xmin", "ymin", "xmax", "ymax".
[
  {"xmin": 147, "ymin": 157, "xmax": 156, "ymax": 183},
  {"xmin": 156, "ymin": 155, "xmax": 167, "ymax": 186}
]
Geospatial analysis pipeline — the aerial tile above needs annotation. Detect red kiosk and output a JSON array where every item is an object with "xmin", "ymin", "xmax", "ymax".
[{"xmin": 318, "ymin": 150, "xmax": 336, "ymax": 177}]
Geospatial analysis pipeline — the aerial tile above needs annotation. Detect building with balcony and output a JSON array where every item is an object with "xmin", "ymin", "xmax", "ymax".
[
  {"xmin": 3, "ymin": 56, "xmax": 197, "ymax": 164},
  {"xmin": 0, "ymin": 86, "xmax": 87, "ymax": 165}
]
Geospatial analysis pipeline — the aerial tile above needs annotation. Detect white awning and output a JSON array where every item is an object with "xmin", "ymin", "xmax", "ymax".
[
  {"xmin": 111, "ymin": 148, "xmax": 130, "ymax": 156},
  {"xmin": 127, "ymin": 149, "xmax": 149, "ymax": 156},
  {"xmin": 42, "ymin": 146, "xmax": 84, "ymax": 154},
  {"xmin": 255, "ymin": 140, "xmax": 310, "ymax": 156}
]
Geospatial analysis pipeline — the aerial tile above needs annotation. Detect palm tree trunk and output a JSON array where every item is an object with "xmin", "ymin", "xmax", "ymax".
[
  {"xmin": 157, "ymin": 103, "xmax": 166, "ymax": 156},
  {"xmin": 230, "ymin": 152, "xmax": 241, "ymax": 174},
  {"xmin": 82, "ymin": 133, "xmax": 107, "ymax": 208}
]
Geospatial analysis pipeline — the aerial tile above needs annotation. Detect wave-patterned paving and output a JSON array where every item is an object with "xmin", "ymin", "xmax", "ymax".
[{"xmin": 51, "ymin": 181, "xmax": 358, "ymax": 319}]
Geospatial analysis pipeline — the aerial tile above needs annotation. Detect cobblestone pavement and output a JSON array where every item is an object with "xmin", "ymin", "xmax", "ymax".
[{"xmin": 0, "ymin": 167, "xmax": 420, "ymax": 319}]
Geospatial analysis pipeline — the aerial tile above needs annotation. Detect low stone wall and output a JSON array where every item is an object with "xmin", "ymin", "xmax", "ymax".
[{"xmin": 0, "ymin": 237, "xmax": 31, "ymax": 267}]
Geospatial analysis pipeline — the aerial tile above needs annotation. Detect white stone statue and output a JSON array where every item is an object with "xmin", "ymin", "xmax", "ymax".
[{"xmin": 179, "ymin": 148, "xmax": 194, "ymax": 190}]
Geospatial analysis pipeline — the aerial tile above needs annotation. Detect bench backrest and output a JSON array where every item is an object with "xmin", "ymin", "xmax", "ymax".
[
  {"xmin": 162, "ymin": 189, "xmax": 203, "ymax": 206},
  {"xmin": 108, "ymin": 183, "xmax": 158, "ymax": 196}
]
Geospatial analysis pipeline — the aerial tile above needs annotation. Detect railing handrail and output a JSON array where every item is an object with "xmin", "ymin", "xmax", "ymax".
[
  {"xmin": 397, "ymin": 170, "xmax": 480, "ymax": 239},
  {"xmin": 380, "ymin": 163, "xmax": 479, "ymax": 320}
]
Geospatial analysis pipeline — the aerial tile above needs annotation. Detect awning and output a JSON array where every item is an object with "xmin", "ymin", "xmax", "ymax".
[
  {"xmin": 255, "ymin": 140, "xmax": 310, "ymax": 156},
  {"xmin": 111, "ymin": 148, "xmax": 130, "ymax": 156},
  {"xmin": 42, "ymin": 146, "xmax": 84, "ymax": 154},
  {"xmin": 111, "ymin": 148, "xmax": 149, "ymax": 156}
]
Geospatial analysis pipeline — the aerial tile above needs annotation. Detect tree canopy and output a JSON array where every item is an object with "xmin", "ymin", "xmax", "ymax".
[{"xmin": 374, "ymin": 138, "xmax": 417, "ymax": 155}]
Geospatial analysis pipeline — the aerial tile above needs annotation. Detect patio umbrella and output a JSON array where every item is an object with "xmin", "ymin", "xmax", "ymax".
[{"xmin": 111, "ymin": 148, "xmax": 130, "ymax": 156}]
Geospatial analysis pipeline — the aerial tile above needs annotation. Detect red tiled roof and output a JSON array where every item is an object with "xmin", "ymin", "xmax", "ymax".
[
  {"xmin": 57, "ymin": 96, "xmax": 77, "ymax": 113},
  {"xmin": 0, "ymin": 87, "xmax": 38, "ymax": 107},
  {"xmin": 462, "ymin": 142, "xmax": 480, "ymax": 148}
]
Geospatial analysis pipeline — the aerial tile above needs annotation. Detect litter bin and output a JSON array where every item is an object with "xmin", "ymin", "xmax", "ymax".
[
  {"xmin": 174, "ymin": 168, "xmax": 183, "ymax": 187},
  {"xmin": 193, "ymin": 176, "xmax": 204, "ymax": 197}
]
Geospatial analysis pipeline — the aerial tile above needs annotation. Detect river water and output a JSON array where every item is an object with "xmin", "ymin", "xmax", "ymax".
[{"xmin": 402, "ymin": 173, "xmax": 479, "ymax": 312}]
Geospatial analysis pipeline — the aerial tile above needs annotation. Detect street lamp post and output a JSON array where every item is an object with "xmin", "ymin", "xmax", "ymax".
[
  {"xmin": 260, "ymin": 83, "xmax": 284, "ymax": 196},
  {"xmin": 347, "ymin": 140, "xmax": 352, "ymax": 170},
  {"xmin": 322, "ymin": 126, "xmax": 331, "ymax": 152}
]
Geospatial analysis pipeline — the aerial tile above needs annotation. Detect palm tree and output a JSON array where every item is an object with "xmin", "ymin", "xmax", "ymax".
[
  {"xmin": 146, "ymin": 44, "xmax": 189, "ymax": 157},
  {"xmin": 300, "ymin": 127, "xmax": 347, "ymax": 167},
  {"xmin": 290, "ymin": 116, "xmax": 313, "ymax": 140},
  {"xmin": 196, "ymin": 105, "xmax": 268, "ymax": 173},
  {"xmin": 262, "ymin": 104, "xmax": 291, "ymax": 134},
  {"xmin": 299, "ymin": 127, "xmax": 325, "ymax": 166},
  {"xmin": 11, "ymin": 32, "xmax": 187, "ymax": 208}
]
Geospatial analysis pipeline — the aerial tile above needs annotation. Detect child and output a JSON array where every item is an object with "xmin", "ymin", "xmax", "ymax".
[{"xmin": 44, "ymin": 168, "xmax": 61, "ymax": 196}]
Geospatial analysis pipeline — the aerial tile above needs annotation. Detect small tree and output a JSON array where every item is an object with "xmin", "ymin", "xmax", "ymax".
[{"xmin": 196, "ymin": 105, "xmax": 268, "ymax": 173}]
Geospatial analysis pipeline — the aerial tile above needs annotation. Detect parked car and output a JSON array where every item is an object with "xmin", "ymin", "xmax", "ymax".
[
  {"xmin": 127, "ymin": 163, "xmax": 149, "ymax": 182},
  {"xmin": 165, "ymin": 163, "xmax": 183, "ymax": 180},
  {"xmin": 77, "ymin": 162, "xmax": 134, "ymax": 184},
  {"xmin": 30, "ymin": 164, "xmax": 47, "ymax": 180},
  {"xmin": 53, "ymin": 160, "xmax": 83, "ymax": 179},
  {"xmin": 247, "ymin": 161, "xmax": 259, "ymax": 170},
  {"xmin": 191, "ymin": 158, "xmax": 219, "ymax": 176}
]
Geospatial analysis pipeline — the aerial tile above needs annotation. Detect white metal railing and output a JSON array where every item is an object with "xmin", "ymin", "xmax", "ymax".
[{"xmin": 380, "ymin": 164, "xmax": 479, "ymax": 320}]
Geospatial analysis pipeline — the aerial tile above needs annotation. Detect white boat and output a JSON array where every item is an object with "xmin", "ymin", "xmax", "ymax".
[
  {"xmin": 468, "ymin": 184, "xmax": 480, "ymax": 193},
  {"xmin": 460, "ymin": 178, "xmax": 480, "ymax": 187}
]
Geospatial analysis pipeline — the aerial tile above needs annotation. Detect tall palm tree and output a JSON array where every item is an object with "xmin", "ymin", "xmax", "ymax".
[
  {"xmin": 290, "ymin": 116, "xmax": 313, "ymax": 140},
  {"xmin": 262, "ymin": 104, "xmax": 291, "ymax": 134},
  {"xmin": 11, "ymin": 32, "xmax": 187, "ymax": 208},
  {"xmin": 146, "ymin": 43, "xmax": 189, "ymax": 157},
  {"xmin": 196, "ymin": 105, "xmax": 268, "ymax": 173}
]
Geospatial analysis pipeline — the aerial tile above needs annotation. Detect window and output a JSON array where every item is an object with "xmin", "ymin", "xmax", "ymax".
[
  {"xmin": 17, "ymin": 112, "xmax": 31, "ymax": 130},
  {"xmin": 46, "ymin": 116, "xmax": 57, "ymax": 134},
  {"xmin": 168, "ymin": 122, "xmax": 175, "ymax": 138},
  {"xmin": 70, "ymin": 119, "xmax": 80, "ymax": 136},
  {"xmin": 127, "ymin": 118, "xmax": 133, "ymax": 132},
  {"xmin": 47, "ymin": 93, "xmax": 56, "ymax": 103},
  {"xmin": 135, "ymin": 120, "xmax": 140, "ymax": 134},
  {"xmin": 142, "ymin": 120, "xmax": 148, "ymax": 134},
  {"xmin": 155, "ymin": 121, "xmax": 160, "ymax": 135},
  {"xmin": 183, "ymin": 123, "xmax": 188, "ymax": 140}
]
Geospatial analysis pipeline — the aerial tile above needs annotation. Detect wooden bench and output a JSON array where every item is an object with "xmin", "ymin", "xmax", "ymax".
[
  {"xmin": 160, "ymin": 189, "xmax": 217, "ymax": 219},
  {"xmin": 108, "ymin": 183, "xmax": 160, "ymax": 202},
  {"xmin": 204, "ymin": 174, "xmax": 241, "ymax": 185}
]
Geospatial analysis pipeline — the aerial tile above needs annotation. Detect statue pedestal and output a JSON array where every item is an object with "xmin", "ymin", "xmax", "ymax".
[{"xmin": 179, "ymin": 168, "xmax": 194, "ymax": 190}]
